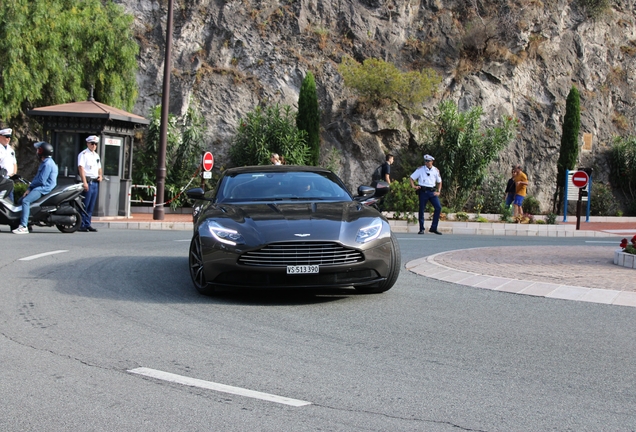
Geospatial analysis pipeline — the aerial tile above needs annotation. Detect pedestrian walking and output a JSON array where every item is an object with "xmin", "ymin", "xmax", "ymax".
[
  {"xmin": 0, "ymin": 128, "xmax": 18, "ymax": 202},
  {"xmin": 504, "ymin": 166, "xmax": 516, "ymax": 208},
  {"xmin": 12, "ymin": 142, "xmax": 58, "ymax": 234},
  {"xmin": 381, "ymin": 154, "xmax": 394, "ymax": 184},
  {"xmin": 512, "ymin": 164, "xmax": 528, "ymax": 217},
  {"xmin": 78, "ymin": 135, "xmax": 102, "ymax": 232},
  {"xmin": 409, "ymin": 154, "xmax": 443, "ymax": 235}
]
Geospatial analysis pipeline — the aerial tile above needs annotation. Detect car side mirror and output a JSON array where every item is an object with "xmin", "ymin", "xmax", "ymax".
[
  {"xmin": 186, "ymin": 187, "xmax": 206, "ymax": 200},
  {"xmin": 357, "ymin": 185, "xmax": 375, "ymax": 199}
]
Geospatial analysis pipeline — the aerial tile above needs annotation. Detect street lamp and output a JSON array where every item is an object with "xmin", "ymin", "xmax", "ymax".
[{"xmin": 153, "ymin": 0, "xmax": 174, "ymax": 221}]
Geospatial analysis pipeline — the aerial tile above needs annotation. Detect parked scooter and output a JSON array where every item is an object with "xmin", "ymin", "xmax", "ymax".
[{"xmin": 0, "ymin": 169, "xmax": 86, "ymax": 233}]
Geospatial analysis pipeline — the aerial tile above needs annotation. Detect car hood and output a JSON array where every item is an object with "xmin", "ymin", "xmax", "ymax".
[{"xmin": 198, "ymin": 201, "xmax": 386, "ymax": 244}]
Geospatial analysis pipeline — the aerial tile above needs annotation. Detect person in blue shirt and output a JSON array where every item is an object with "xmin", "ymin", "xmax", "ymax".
[{"xmin": 13, "ymin": 142, "xmax": 58, "ymax": 234}]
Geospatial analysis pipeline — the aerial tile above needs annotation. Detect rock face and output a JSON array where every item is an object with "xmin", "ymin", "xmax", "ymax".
[{"xmin": 118, "ymin": 0, "xmax": 635, "ymax": 212}]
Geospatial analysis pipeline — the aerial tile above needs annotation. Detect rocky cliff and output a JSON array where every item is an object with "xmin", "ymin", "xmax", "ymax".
[{"xmin": 119, "ymin": 0, "xmax": 636, "ymax": 211}]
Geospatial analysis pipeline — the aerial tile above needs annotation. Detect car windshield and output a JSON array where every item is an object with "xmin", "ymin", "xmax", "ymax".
[{"xmin": 215, "ymin": 171, "xmax": 353, "ymax": 203}]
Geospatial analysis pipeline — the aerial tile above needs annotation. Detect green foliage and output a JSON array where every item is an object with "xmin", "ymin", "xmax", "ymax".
[
  {"xmin": 522, "ymin": 195, "xmax": 541, "ymax": 215},
  {"xmin": 590, "ymin": 183, "xmax": 619, "ymax": 216},
  {"xmin": 420, "ymin": 100, "xmax": 519, "ymax": 210},
  {"xmin": 13, "ymin": 182, "xmax": 27, "ymax": 199},
  {"xmin": 554, "ymin": 86, "xmax": 581, "ymax": 213},
  {"xmin": 577, "ymin": 0, "xmax": 611, "ymax": 18},
  {"xmin": 473, "ymin": 215, "xmax": 489, "ymax": 223},
  {"xmin": 297, "ymin": 72, "xmax": 321, "ymax": 165},
  {"xmin": 477, "ymin": 174, "xmax": 506, "ymax": 213},
  {"xmin": 545, "ymin": 213, "xmax": 558, "ymax": 224},
  {"xmin": 609, "ymin": 135, "xmax": 636, "ymax": 202},
  {"xmin": 0, "ymin": 0, "xmax": 138, "ymax": 120},
  {"xmin": 321, "ymin": 147, "xmax": 341, "ymax": 174},
  {"xmin": 455, "ymin": 211, "xmax": 469, "ymax": 221},
  {"xmin": 627, "ymin": 200, "xmax": 636, "ymax": 216},
  {"xmin": 338, "ymin": 56, "xmax": 441, "ymax": 109},
  {"xmin": 230, "ymin": 104, "xmax": 310, "ymax": 166},
  {"xmin": 380, "ymin": 177, "xmax": 418, "ymax": 222},
  {"xmin": 499, "ymin": 202, "xmax": 513, "ymax": 222},
  {"xmin": 133, "ymin": 103, "xmax": 207, "ymax": 209}
]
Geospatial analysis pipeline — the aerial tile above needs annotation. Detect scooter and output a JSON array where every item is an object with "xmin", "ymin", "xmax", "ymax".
[{"xmin": 0, "ymin": 171, "xmax": 86, "ymax": 233}]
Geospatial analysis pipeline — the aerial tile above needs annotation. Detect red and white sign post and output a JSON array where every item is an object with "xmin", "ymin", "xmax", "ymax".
[
  {"xmin": 201, "ymin": 151, "xmax": 214, "ymax": 188},
  {"xmin": 572, "ymin": 170, "xmax": 590, "ymax": 230}
]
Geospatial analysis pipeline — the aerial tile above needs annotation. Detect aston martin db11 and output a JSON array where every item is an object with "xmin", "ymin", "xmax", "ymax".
[{"xmin": 185, "ymin": 165, "xmax": 400, "ymax": 294}]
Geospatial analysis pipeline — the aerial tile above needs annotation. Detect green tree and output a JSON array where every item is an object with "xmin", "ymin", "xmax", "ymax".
[
  {"xmin": 0, "ymin": 0, "xmax": 138, "ymax": 120},
  {"xmin": 609, "ymin": 135, "xmax": 636, "ymax": 203},
  {"xmin": 230, "ymin": 104, "xmax": 310, "ymax": 166},
  {"xmin": 296, "ymin": 72, "xmax": 321, "ymax": 165},
  {"xmin": 133, "ymin": 103, "xmax": 206, "ymax": 209},
  {"xmin": 553, "ymin": 86, "xmax": 581, "ymax": 214},
  {"xmin": 420, "ymin": 100, "xmax": 519, "ymax": 210},
  {"xmin": 338, "ymin": 56, "xmax": 441, "ymax": 109}
]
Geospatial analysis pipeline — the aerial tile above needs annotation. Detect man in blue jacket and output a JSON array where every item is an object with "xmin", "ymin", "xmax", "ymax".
[{"xmin": 13, "ymin": 142, "xmax": 58, "ymax": 234}]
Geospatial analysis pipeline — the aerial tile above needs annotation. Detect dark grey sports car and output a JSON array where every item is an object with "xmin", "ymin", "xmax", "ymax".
[{"xmin": 185, "ymin": 165, "xmax": 400, "ymax": 294}]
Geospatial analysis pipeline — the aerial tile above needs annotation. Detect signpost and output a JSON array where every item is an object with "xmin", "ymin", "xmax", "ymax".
[
  {"xmin": 571, "ymin": 170, "xmax": 590, "ymax": 230},
  {"xmin": 201, "ymin": 151, "xmax": 214, "ymax": 188}
]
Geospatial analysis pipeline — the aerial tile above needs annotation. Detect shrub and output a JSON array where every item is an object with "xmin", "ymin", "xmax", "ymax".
[
  {"xmin": 381, "ymin": 177, "xmax": 418, "ymax": 222},
  {"xmin": 230, "ymin": 104, "xmax": 310, "ymax": 166},
  {"xmin": 420, "ymin": 101, "xmax": 519, "ymax": 210},
  {"xmin": 590, "ymin": 183, "xmax": 619, "ymax": 216},
  {"xmin": 609, "ymin": 135, "xmax": 636, "ymax": 202},
  {"xmin": 627, "ymin": 200, "xmax": 636, "ymax": 216},
  {"xmin": 522, "ymin": 195, "xmax": 541, "ymax": 215},
  {"xmin": 554, "ymin": 86, "xmax": 581, "ymax": 213},
  {"xmin": 296, "ymin": 71, "xmax": 320, "ymax": 165},
  {"xmin": 477, "ymin": 174, "xmax": 507, "ymax": 214},
  {"xmin": 545, "ymin": 213, "xmax": 558, "ymax": 225},
  {"xmin": 499, "ymin": 202, "xmax": 513, "ymax": 222},
  {"xmin": 455, "ymin": 211, "xmax": 469, "ymax": 221},
  {"xmin": 338, "ymin": 56, "xmax": 441, "ymax": 109}
]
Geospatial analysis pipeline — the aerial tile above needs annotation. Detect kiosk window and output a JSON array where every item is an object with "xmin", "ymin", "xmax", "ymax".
[{"xmin": 104, "ymin": 139, "xmax": 122, "ymax": 176}]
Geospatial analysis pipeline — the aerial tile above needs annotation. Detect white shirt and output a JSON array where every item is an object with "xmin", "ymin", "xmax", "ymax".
[
  {"xmin": 410, "ymin": 165, "xmax": 441, "ymax": 188},
  {"xmin": 78, "ymin": 148, "xmax": 102, "ymax": 178},
  {"xmin": 0, "ymin": 144, "xmax": 17, "ymax": 176}
]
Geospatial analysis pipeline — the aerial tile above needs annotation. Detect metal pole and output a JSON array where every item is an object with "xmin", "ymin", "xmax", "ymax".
[{"xmin": 153, "ymin": 0, "xmax": 174, "ymax": 221}]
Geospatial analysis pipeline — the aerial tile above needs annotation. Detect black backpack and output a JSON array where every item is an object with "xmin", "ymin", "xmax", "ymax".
[{"xmin": 371, "ymin": 164, "xmax": 383, "ymax": 181}]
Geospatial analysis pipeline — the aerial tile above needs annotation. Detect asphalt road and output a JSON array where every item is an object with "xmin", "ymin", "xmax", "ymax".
[{"xmin": 1, "ymin": 228, "xmax": 634, "ymax": 431}]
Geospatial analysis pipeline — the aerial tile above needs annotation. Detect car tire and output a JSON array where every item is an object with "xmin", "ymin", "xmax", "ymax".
[
  {"xmin": 189, "ymin": 234, "xmax": 216, "ymax": 295},
  {"xmin": 356, "ymin": 233, "xmax": 401, "ymax": 294}
]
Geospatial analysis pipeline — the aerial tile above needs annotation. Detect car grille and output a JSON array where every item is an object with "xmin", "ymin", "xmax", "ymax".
[{"xmin": 238, "ymin": 242, "xmax": 364, "ymax": 267}]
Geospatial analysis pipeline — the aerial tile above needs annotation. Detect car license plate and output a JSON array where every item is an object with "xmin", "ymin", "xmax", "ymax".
[{"xmin": 287, "ymin": 265, "xmax": 319, "ymax": 274}]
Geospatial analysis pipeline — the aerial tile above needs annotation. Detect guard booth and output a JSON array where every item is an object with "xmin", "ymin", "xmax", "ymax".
[{"xmin": 27, "ymin": 98, "xmax": 149, "ymax": 217}]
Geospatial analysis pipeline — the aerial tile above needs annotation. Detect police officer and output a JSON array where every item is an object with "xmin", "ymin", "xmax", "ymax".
[
  {"xmin": 0, "ymin": 128, "xmax": 18, "ymax": 202},
  {"xmin": 409, "ymin": 154, "xmax": 443, "ymax": 235},
  {"xmin": 78, "ymin": 135, "xmax": 102, "ymax": 232}
]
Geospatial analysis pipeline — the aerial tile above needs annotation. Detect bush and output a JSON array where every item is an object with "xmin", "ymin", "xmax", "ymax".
[
  {"xmin": 609, "ymin": 135, "xmax": 636, "ymax": 203},
  {"xmin": 545, "ymin": 213, "xmax": 558, "ymax": 224},
  {"xmin": 499, "ymin": 202, "xmax": 513, "ymax": 222},
  {"xmin": 522, "ymin": 195, "xmax": 541, "ymax": 215},
  {"xmin": 455, "ymin": 211, "xmax": 469, "ymax": 221},
  {"xmin": 230, "ymin": 104, "xmax": 310, "ymax": 166},
  {"xmin": 477, "ymin": 174, "xmax": 506, "ymax": 214},
  {"xmin": 338, "ymin": 56, "xmax": 441, "ymax": 109},
  {"xmin": 590, "ymin": 183, "xmax": 619, "ymax": 216},
  {"xmin": 380, "ymin": 177, "xmax": 418, "ymax": 222}
]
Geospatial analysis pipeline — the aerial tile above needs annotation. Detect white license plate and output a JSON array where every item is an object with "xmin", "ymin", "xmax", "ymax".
[{"xmin": 286, "ymin": 265, "xmax": 319, "ymax": 274}]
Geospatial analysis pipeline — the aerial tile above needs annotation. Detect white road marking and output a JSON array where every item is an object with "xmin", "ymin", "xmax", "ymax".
[
  {"xmin": 19, "ymin": 250, "xmax": 69, "ymax": 261},
  {"xmin": 174, "ymin": 239, "xmax": 191, "ymax": 242},
  {"xmin": 128, "ymin": 367, "xmax": 311, "ymax": 407}
]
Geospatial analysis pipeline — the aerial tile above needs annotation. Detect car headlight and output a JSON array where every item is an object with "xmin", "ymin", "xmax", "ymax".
[
  {"xmin": 356, "ymin": 218, "xmax": 383, "ymax": 243},
  {"xmin": 205, "ymin": 221, "xmax": 245, "ymax": 245}
]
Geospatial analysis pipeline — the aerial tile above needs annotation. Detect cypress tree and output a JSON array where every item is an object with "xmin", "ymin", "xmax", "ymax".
[
  {"xmin": 553, "ymin": 86, "xmax": 581, "ymax": 214},
  {"xmin": 296, "ymin": 72, "xmax": 320, "ymax": 166}
]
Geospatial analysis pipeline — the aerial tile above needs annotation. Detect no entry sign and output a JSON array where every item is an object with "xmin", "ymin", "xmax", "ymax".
[
  {"xmin": 571, "ymin": 170, "xmax": 589, "ymax": 188},
  {"xmin": 202, "ymin": 152, "xmax": 214, "ymax": 172}
]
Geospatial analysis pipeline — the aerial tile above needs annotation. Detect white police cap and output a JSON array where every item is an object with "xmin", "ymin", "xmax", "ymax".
[
  {"xmin": 86, "ymin": 135, "xmax": 99, "ymax": 143},
  {"xmin": 423, "ymin": 154, "xmax": 435, "ymax": 161},
  {"xmin": 0, "ymin": 128, "xmax": 12, "ymax": 136}
]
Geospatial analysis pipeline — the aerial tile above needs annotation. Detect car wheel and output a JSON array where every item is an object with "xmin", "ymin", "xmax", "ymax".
[
  {"xmin": 356, "ymin": 233, "xmax": 401, "ymax": 294},
  {"xmin": 56, "ymin": 209, "xmax": 82, "ymax": 233},
  {"xmin": 189, "ymin": 235, "xmax": 215, "ymax": 295}
]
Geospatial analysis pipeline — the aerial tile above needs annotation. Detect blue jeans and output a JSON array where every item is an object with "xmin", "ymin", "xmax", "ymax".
[
  {"xmin": 82, "ymin": 181, "xmax": 99, "ymax": 227},
  {"xmin": 19, "ymin": 190, "xmax": 43, "ymax": 227},
  {"xmin": 418, "ymin": 189, "xmax": 442, "ymax": 231}
]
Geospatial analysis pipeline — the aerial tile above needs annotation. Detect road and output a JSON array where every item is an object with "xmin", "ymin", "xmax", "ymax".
[{"xmin": 1, "ymin": 228, "xmax": 634, "ymax": 431}]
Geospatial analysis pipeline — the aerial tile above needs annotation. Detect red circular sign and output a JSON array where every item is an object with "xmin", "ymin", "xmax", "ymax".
[
  {"xmin": 572, "ymin": 171, "xmax": 589, "ymax": 188},
  {"xmin": 202, "ymin": 152, "xmax": 214, "ymax": 171}
]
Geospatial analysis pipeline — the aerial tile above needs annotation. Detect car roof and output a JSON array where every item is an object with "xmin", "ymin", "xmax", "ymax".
[{"xmin": 224, "ymin": 165, "xmax": 332, "ymax": 175}]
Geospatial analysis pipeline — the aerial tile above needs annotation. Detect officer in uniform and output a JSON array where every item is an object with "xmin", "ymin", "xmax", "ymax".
[
  {"xmin": 78, "ymin": 135, "xmax": 102, "ymax": 232},
  {"xmin": 0, "ymin": 128, "xmax": 18, "ymax": 202},
  {"xmin": 409, "ymin": 154, "xmax": 443, "ymax": 235}
]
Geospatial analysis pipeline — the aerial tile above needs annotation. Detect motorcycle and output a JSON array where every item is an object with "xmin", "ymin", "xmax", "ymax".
[{"xmin": 0, "ymin": 170, "xmax": 86, "ymax": 233}]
